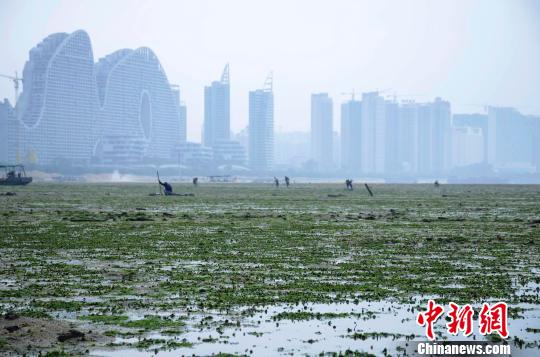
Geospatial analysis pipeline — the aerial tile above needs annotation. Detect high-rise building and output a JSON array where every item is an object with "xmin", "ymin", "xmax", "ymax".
[
  {"xmin": 530, "ymin": 116, "xmax": 540, "ymax": 172},
  {"xmin": 13, "ymin": 30, "xmax": 97, "ymax": 165},
  {"xmin": 310, "ymin": 93, "xmax": 333, "ymax": 171},
  {"xmin": 431, "ymin": 98, "xmax": 452, "ymax": 173},
  {"xmin": 0, "ymin": 99, "xmax": 14, "ymax": 163},
  {"xmin": 332, "ymin": 131, "xmax": 340, "ymax": 169},
  {"xmin": 453, "ymin": 113, "xmax": 488, "ymax": 163},
  {"xmin": 179, "ymin": 104, "xmax": 187, "ymax": 144},
  {"xmin": 416, "ymin": 98, "xmax": 451, "ymax": 175},
  {"xmin": 451, "ymin": 126, "xmax": 484, "ymax": 167},
  {"xmin": 340, "ymin": 98, "xmax": 362, "ymax": 172},
  {"xmin": 487, "ymin": 107, "xmax": 533, "ymax": 171},
  {"xmin": 10, "ymin": 30, "xmax": 183, "ymax": 166},
  {"xmin": 397, "ymin": 101, "xmax": 419, "ymax": 173},
  {"xmin": 204, "ymin": 64, "xmax": 230, "ymax": 147},
  {"xmin": 384, "ymin": 100, "xmax": 400, "ymax": 174},
  {"xmin": 171, "ymin": 84, "xmax": 187, "ymax": 144},
  {"xmin": 94, "ymin": 47, "xmax": 181, "ymax": 164},
  {"xmin": 416, "ymin": 103, "xmax": 432, "ymax": 174},
  {"xmin": 361, "ymin": 92, "xmax": 386, "ymax": 174},
  {"xmin": 248, "ymin": 73, "xmax": 274, "ymax": 171}
]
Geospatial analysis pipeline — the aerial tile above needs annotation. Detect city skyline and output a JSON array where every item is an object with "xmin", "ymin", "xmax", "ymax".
[
  {"xmin": 0, "ymin": 26, "xmax": 537, "ymax": 178},
  {"xmin": 1, "ymin": 4, "xmax": 539, "ymax": 357},
  {"xmin": 1, "ymin": 0, "xmax": 540, "ymax": 142}
]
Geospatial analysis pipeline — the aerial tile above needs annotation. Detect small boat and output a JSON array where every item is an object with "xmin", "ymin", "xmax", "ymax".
[{"xmin": 0, "ymin": 164, "xmax": 33, "ymax": 186}]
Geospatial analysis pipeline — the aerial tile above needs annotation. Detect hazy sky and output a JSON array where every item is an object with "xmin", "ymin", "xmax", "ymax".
[{"xmin": 1, "ymin": 0, "xmax": 539, "ymax": 142}]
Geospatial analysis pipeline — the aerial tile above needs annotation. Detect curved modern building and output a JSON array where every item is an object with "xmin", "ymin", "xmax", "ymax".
[
  {"xmin": 14, "ymin": 30, "xmax": 97, "ymax": 165},
  {"xmin": 94, "ymin": 47, "xmax": 181, "ymax": 163},
  {"xmin": 10, "ymin": 30, "xmax": 184, "ymax": 166}
]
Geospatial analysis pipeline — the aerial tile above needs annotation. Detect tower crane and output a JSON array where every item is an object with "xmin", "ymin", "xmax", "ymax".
[
  {"xmin": 340, "ymin": 89, "xmax": 357, "ymax": 101},
  {"xmin": 341, "ymin": 88, "xmax": 393, "ymax": 101},
  {"xmin": 263, "ymin": 71, "xmax": 273, "ymax": 92},
  {"xmin": 1, "ymin": 71, "xmax": 22, "ymax": 164},
  {"xmin": 0, "ymin": 71, "xmax": 22, "ymax": 105}
]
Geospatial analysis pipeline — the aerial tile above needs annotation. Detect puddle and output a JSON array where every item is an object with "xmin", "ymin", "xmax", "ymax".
[{"xmin": 91, "ymin": 300, "xmax": 540, "ymax": 356}]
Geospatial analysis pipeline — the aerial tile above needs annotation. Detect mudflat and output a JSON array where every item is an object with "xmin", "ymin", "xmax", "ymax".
[{"xmin": 1, "ymin": 183, "xmax": 539, "ymax": 355}]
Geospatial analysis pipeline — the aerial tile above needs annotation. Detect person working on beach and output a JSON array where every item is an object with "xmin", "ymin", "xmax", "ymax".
[{"xmin": 158, "ymin": 179, "xmax": 173, "ymax": 195}]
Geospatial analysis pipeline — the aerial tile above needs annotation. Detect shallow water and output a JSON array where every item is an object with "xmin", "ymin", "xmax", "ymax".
[{"xmin": 91, "ymin": 300, "xmax": 540, "ymax": 356}]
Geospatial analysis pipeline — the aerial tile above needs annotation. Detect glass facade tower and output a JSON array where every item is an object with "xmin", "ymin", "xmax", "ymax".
[
  {"xmin": 249, "ymin": 74, "xmax": 274, "ymax": 171},
  {"xmin": 203, "ymin": 64, "xmax": 230, "ymax": 147},
  {"xmin": 10, "ymin": 30, "xmax": 183, "ymax": 166}
]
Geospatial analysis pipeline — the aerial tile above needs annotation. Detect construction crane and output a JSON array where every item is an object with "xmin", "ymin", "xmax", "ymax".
[
  {"xmin": 341, "ymin": 89, "xmax": 357, "ymax": 101},
  {"xmin": 263, "ymin": 71, "xmax": 273, "ymax": 92},
  {"xmin": 0, "ymin": 71, "xmax": 22, "ymax": 105},
  {"xmin": 0, "ymin": 71, "xmax": 23, "ymax": 164},
  {"xmin": 339, "ymin": 87, "xmax": 431, "ymax": 104},
  {"xmin": 341, "ymin": 88, "xmax": 393, "ymax": 101},
  {"xmin": 376, "ymin": 88, "xmax": 392, "ymax": 94}
]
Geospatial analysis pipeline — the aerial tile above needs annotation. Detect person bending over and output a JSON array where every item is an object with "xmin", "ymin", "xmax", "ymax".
[{"xmin": 159, "ymin": 179, "xmax": 173, "ymax": 195}]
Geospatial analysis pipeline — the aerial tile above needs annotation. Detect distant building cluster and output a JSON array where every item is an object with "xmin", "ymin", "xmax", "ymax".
[
  {"xmin": 1, "ymin": 29, "xmax": 539, "ymax": 178},
  {"xmin": 338, "ymin": 93, "xmax": 453, "ymax": 176},
  {"xmin": 179, "ymin": 65, "xmax": 273, "ymax": 173},
  {"xmin": 1, "ymin": 30, "xmax": 185, "ymax": 167},
  {"xmin": 309, "ymin": 92, "xmax": 539, "ymax": 177}
]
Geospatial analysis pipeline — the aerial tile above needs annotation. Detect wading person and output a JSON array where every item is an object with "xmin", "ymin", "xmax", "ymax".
[
  {"xmin": 158, "ymin": 179, "xmax": 173, "ymax": 195},
  {"xmin": 274, "ymin": 177, "xmax": 279, "ymax": 187},
  {"xmin": 284, "ymin": 176, "xmax": 290, "ymax": 187},
  {"xmin": 193, "ymin": 177, "xmax": 198, "ymax": 186}
]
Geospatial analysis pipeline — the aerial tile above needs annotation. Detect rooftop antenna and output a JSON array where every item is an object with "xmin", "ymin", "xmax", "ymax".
[
  {"xmin": 221, "ymin": 63, "xmax": 230, "ymax": 84},
  {"xmin": 263, "ymin": 71, "xmax": 273, "ymax": 92}
]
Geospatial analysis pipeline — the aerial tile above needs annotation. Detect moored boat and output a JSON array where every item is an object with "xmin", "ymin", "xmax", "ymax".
[{"xmin": 0, "ymin": 164, "xmax": 33, "ymax": 186}]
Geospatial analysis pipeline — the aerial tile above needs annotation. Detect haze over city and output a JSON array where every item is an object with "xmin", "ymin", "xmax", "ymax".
[
  {"xmin": 1, "ymin": 0, "xmax": 540, "ymax": 141},
  {"xmin": 1, "ymin": 0, "xmax": 539, "ymax": 183},
  {"xmin": 1, "ymin": 3, "xmax": 540, "ymax": 355}
]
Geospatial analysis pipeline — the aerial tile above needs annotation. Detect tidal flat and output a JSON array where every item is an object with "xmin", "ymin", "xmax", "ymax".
[{"xmin": 0, "ymin": 183, "xmax": 539, "ymax": 356}]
